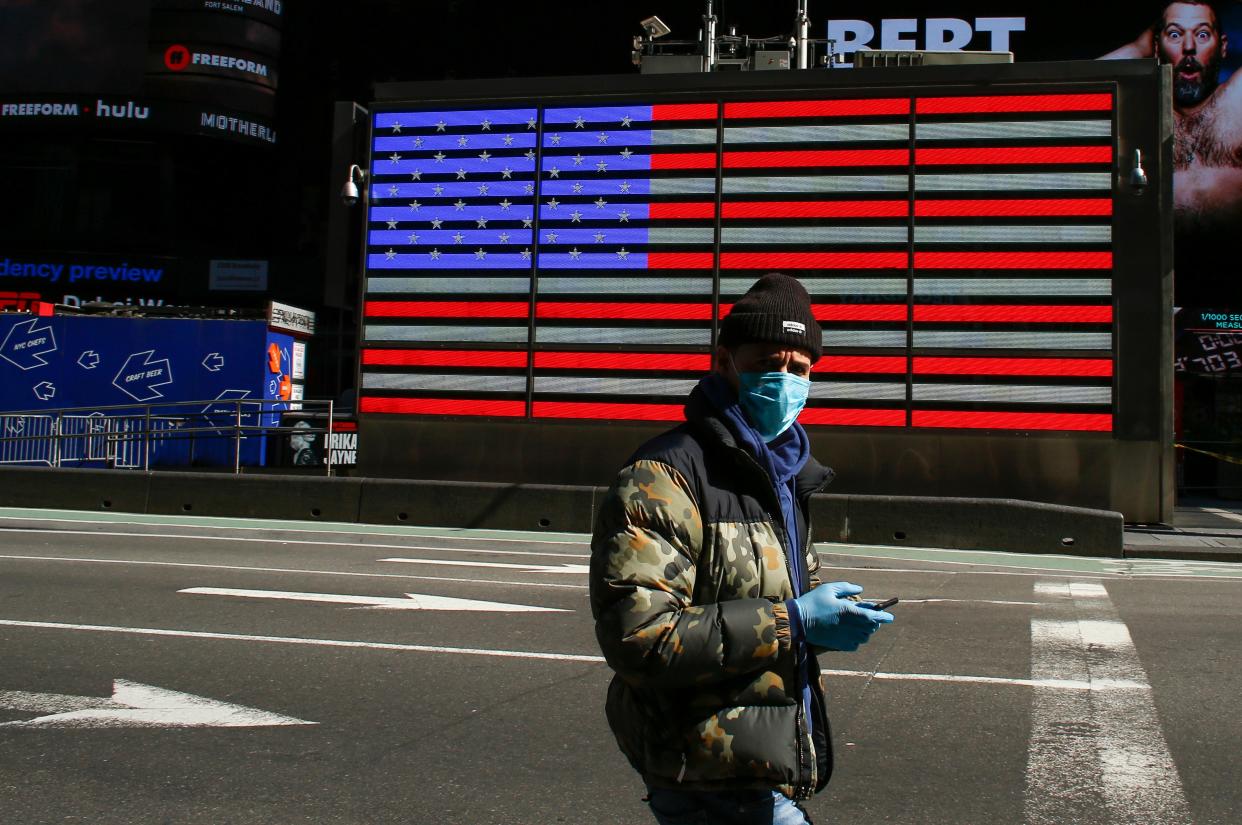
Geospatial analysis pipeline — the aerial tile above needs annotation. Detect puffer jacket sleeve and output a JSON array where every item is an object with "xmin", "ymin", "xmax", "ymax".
[{"xmin": 590, "ymin": 458, "xmax": 794, "ymax": 689}]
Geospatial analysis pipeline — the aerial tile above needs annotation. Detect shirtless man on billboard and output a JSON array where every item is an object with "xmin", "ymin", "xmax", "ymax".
[{"xmin": 1104, "ymin": 2, "xmax": 1242, "ymax": 233}]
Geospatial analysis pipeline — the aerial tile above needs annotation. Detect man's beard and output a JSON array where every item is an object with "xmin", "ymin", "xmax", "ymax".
[{"xmin": 1173, "ymin": 55, "xmax": 1221, "ymax": 106}]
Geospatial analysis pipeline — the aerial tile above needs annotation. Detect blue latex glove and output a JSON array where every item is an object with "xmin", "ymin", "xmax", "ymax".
[{"xmin": 790, "ymin": 582, "xmax": 895, "ymax": 651}]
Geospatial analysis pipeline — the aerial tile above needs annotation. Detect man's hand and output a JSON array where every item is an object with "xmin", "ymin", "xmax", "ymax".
[{"xmin": 791, "ymin": 581, "xmax": 894, "ymax": 651}]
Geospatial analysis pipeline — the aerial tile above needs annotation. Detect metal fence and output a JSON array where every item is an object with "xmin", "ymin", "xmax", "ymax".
[{"xmin": 0, "ymin": 399, "xmax": 336, "ymax": 475}]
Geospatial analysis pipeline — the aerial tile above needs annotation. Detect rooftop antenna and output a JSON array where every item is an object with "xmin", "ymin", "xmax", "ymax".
[{"xmin": 794, "ymin": 0, "xmax": 810, "ymax": 69}]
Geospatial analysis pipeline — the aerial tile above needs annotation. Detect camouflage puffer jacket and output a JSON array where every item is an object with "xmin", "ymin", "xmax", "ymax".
[{"xmin": 589, "ymin": 387, "xmax": 835, "ymax": 801}]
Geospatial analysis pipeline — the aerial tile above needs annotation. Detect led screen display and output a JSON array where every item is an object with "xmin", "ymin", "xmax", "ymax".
[{"xmin": 360, "ymin": 90, "xmax": 1116, "ymax": 433}]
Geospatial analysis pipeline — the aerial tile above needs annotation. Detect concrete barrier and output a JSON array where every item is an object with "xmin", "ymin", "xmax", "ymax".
[
  {"xmin": 810, "ymin": 493, "xmax": 1124, "ymax": 557},
  {"xmin": 0, "ymin": 466, "xmax": 150, "ymax": 514},
  {"xmin": 0, "ymin": 467, "xmax": 1123, "ymax": 557},
  {"xmin": 358, "ymin": 478, "xmax": 600, "ymax": 533},
  {"xmin": 144, "ymin": 472, "xmax": 363, "ymax": 522}
]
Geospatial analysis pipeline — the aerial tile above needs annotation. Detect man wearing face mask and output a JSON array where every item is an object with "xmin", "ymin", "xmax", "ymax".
[{"xmin": 590, "ymin": 273, "xmax": 894, "ymax": 825}]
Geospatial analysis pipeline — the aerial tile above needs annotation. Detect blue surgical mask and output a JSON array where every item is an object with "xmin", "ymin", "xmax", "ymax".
[{"xmin": 737, "ymin": 371, "xmax": 810, "ymax": 442}]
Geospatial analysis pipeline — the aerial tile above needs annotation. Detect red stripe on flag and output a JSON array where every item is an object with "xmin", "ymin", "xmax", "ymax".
[
  {"xmin": 648, "ymin": 252, "xmax": 715, "ymax": 269},
  {"xmin": 533, "ymin": 401, "xmax": 684, "ymax": 421},
  {"xmin": 916, "ymin": 146, "xmax": 1113, "ymax": 166},
  {"xmin": 914, "ymin": 357, "xmax": 1114, "ymax": 377},
  {"xmin": 650, "ymin": 153, "xmax": 717, "ymax": 169},
  {"xmin": 537, "ymin": 302, "xmax": 714, "ymax": 320},
  {"xmin": 725, "ymin": 149, "xmax": 908, "ymax": 168},
  {"xmin": 360, "ymin": 397, "xmax": 526, "ymax": 417},
  {"xmin": 365, "ymin": 301, "xmax": 529, "ymax": 319},
  {"xmin": 722, "ymin": 200, "xmax": 909, "ymax": 218},
  {"xmin": 914, "ymin": 198, "xmax": 1112, "ymax": 217},
  {"xmin": 724, "ymin": 99, "xmax": 910, "ymax": 118},
  {"xmin": 362, "ymin": 349, "xmax": 529, "ymax": 368},
  {"xmin": 915, "ymin": 93, "xmax": 1113, "ymax": 114},
  {"xmin": 912, "ymin": 410, "xmax": 1113, "ymax": 431},
  {"xmin": 800, "ymin": 408, "xmax": 907, "ymax": 427},
  {"xmin": 534, "ymin": 352, "xmax": 712, "ymax": 372},
  {"xmin": 652, "ymin": 103, "xmax": 719, "ymax": 121},
  {"xmin": 814, "ymin": 356, "xmax": 907, "ymax": 374},
  {"xmin": 914, "ymin": 251, "xmax": 1112, "ymax": 270},
  {"xmin": 722, "ymin": 251, "xmax": 908, "ymax": 269},
  {"xmin": 650, "ymin": 202, "xmax": 717, "ymax": 219},
  {"xmin": 913, "ymin": 305, "xmax": 1114, "ymax": 324}
]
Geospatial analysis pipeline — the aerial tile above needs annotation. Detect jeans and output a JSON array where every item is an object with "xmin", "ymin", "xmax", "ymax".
[{"xmin": 646, "ymin": 786, "xmax": 813, "ymax": 825}]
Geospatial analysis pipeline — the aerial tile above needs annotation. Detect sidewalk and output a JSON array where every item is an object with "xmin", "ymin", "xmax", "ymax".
[{"xmin": 1124, "ymin": 498, "xmax": 1242, "ymax": 562}]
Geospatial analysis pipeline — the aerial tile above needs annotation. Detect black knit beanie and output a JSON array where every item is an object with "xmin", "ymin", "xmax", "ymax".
[{"xmin": 718, "ymin": 273, "xmax": 822, "ymax": 362}]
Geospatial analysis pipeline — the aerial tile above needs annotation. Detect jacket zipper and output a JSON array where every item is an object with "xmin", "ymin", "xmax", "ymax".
[{"xmin": 732, "ymin": 447, "xmax": 813, "ymax": 799}]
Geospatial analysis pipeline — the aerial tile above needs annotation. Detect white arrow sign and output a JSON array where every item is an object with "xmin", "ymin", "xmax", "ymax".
[
  {"xmin": 179, "ymin": 587, "xmax": 568, "ymax": 613},
  {"xmin": 0, "ymin": 679, "xmax": 316, "ymax": 729},
  {"xmin": 380, "ymin": 557, "xmax": 590, "ymax": 574}
]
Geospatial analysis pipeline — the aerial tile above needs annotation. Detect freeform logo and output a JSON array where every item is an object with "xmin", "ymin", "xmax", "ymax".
[
  {"xmin": 165, "ymin": 43, "xmax": 271, "ymax": 78},
  {"xmin": 1, "ymin": 102, "xmax": 80, "ymax": 117}
]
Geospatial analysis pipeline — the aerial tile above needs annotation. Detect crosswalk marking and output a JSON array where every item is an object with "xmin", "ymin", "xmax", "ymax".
[{"xmin": 1025, "ymin": 580, "xmax": 1190, "ymax": 824}]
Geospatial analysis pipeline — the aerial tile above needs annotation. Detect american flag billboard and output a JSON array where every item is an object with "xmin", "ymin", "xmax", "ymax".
[{"xmin": 360, "ymin": 89, "xmax": 1116, "ymax": 433}]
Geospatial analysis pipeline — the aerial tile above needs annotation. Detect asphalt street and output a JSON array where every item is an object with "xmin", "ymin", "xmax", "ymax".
[{"xmin": 1, "ymin": 507, "xmax": 1240, "ymax": 824}]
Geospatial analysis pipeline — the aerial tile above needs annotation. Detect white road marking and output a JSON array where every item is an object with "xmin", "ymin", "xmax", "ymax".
[
  {"xmin": 0, "ymin": 679, "xmax": 315, "ymax": 729},
  {"xmin": 0, "ymin": 554, "xmax": 587, "ymax": 589},
  {"xmin": 822, "ymin": 669, "xmax": 1147, "ymax": 691},
  {"xmin": 0, "ymin": 618, "xmax": 607, "ymax": 663},
  {"xmin": 901, "ymin": 598, "xmax": 1039, "ymax": 606},
  {"xmin": 379, "ymin": 557, "xmax": 589, "ymax": 574},
  {"xmin": 0, "ymin": 528, "xmax": 588, "ymax": 558},
  {"xmin": 1025, "ymin": 581, "xmax": 1190, "ymax": 824},
  {"xmin": 179, "ymin": 587, "xmax": 570, "ymax": 613}
]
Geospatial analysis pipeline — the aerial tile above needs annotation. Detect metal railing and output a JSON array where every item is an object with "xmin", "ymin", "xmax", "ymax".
[{"xmin": 0, "ymin": 398, "xmax": 337, "ymax": 475}]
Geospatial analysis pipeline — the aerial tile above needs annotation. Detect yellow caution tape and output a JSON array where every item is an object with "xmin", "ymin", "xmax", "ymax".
[{"xmin": 1175, "ymin": 443, "xmax": 1242, "ymax": 466}]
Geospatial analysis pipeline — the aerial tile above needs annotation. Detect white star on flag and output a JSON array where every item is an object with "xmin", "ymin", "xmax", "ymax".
[
  {"xmin": 453, "ymin": 200, "xmax": 466, "ymax": 211},
  {"xmin": 572, "ymin": 182, "xmax": 584, "ymax": 193},
  {"xmin": 621, "ymin": 115, "xmax": 632, "ymax": 126},
  {"xmin": 432, "ymin": 184, "xmax": 444, "ymax": 195},
  {"xmin": 481, "ymin": 119, "xmax": 491, "ymax": 130},
  {"xmin": 407, "ymin": 232, "xmax": 419, "ymax": 243},
  {"xmin": 476, "ymin": 217, "xmax": 489, "ymax": 228},
  {"xmin": 410, "ymin": 170, "xmax": 422, "ymax": 180},
  {"xmin": 452, "ymin": 232, "xmax": 465, "ymax": 244},
  {"xmin": 386, "ymin": 219, "xmax": 398, "ymax": 229},
  {"xmin": 596, "ymin": 160, "xmax": 609, "ymax": 172},
  {"xmin": 431, "ymin": 218, "xmax": 444, "ymax": 229},
  {"xmin": 389, "ymin": 153, "xmax": 401, "ymax": 164},
  {"xmin": 569, "ymin": 248, "xmax": 582, "ymax": 260},
  {"xmin": 478, "ymin": 150, "xmax": 491, "ymax": 162},
  {"xmin": 524, "ymin": 150, "xmax": 536, "ymax": 160},
  {"xmin": 433, "ymin": 152, "xmax": 446, "ymax": 163},
  {"xmin": 550, "ymin": 134, "xmax": 562, "ymax": 145},
  {"xmin": 593, "ymin": 232, "xmax": 606, "ymax": 243},
  {"xmin": 572, "ymin": 154, "xmax": 585, "ymax": 166},
  {"xmin": 594, "ymin": 197, "xmax": 608, "ymax": 209},
  {"xmin": 570, "ymin": 210, "xmax": 583, "ymax": 223},
  {"xmin": 388, "ymin": 185, "xmax": 398, "ymax": 196},
  {"xmin": 574, "ymin": 116, "xmax": 586, "ymax": 128},
  {"xmin": 501, "ymin": 167, "xmax": 513, "ymax": 179},
  {"xmin": 546, "ymin": 198, "xmax": 560, "ymax": 210},
  {"xmin": 477, "ymin": 183, "xmax": 490, "ymax": 195},
  {"xmin": 391, "ymin": 122, "xmax": 402, "ymax": 133},
  {"xmin": 435, "ymin": 120, "xmax": 447, "ymax": 131},
  {"xmin": 499, "ymin": 199, "xmax": 512, "ymax": 211},
  {"xmin": 620, "ymin": 148, "xmax": 633, "ymax": 159},
  {"xmin": 523, "ymin": 183, "xmax": 534, "ymax": 194},
  {"xmin": 409, "ymin": 200, "xmax": 421, "ymax": 211},
  {"xmin": 618, "ymin": 210, "xmax": 630, "ymax": 222},
  {"xmin": 619, "ymin": 181, "xmax": 631, "ymax": 192},
  {"xmin": 617, "ymin": 247, "xmax": 630, "ymax": 260},
  {"xmin": 385, "ymin": 248, "xmax": 396, "ymax": 259},
  {"xmin": 455, "ymin": 168, "xmax": 467, "ymax": 179},
  {"xmin": 474, "ymin": 248, "xmax": 487, "ymax": 260},
  {"xmin": 498, "ymin": 232, "xmax": 510, "ymax": 243},
  {"xmin": 548, "ymin": 167, "xmax": 560, "ymax": 178},
  {"xmin": 429, "ymin": 248, "xmax": 441, "ymax": 260},
  {"xmin": 522, "ymin": 217, "xmax": 533, "ymax": 228},
  {"xmin": 503, "ymin": 134, "xmax": 514, "ymax": 145},
  {"xmin": 457, "ymin": 135, "xmax": 469, "ymax": 147},
  {"xmin": 546, "ymin": 231, "xmax": 559, "ymax": 243},
  {"xmin": 413, "ymin": 136, "xmax": 423, "ymax": 147},
  {"xmin": 526, "ymin": 118, "xmax": 537, "ymax": 129},
  {"xmin": 597, "ymin": 132, "xmax": 610, "ymax": 143},
  {"xmin": 520, "ymin": 248, "xmax": 532, "ymax": 260}
]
